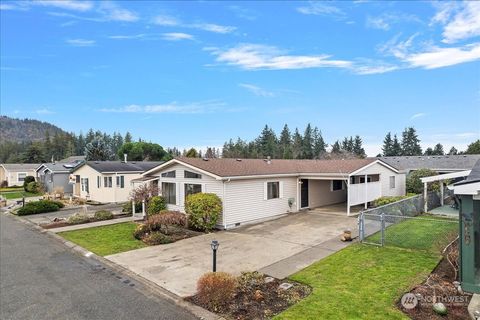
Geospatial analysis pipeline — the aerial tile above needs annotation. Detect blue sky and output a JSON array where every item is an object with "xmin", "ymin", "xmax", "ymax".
[{"xmin": 1, "ymin": 0, "xmax": 479, "ymax": 156}]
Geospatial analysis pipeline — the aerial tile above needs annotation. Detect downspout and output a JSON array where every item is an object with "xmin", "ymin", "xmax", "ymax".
[
  {"xmin": 223, "ymin": 178, "xmax": 230, "ymax": 229},
  {"xmin": 114, "ymin": 172, "xmax": 118, "ymax": 203}
]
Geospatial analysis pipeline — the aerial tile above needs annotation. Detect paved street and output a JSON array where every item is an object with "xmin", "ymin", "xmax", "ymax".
[{"xmin": 0, "ymin": 213, "xmax": 197, "ymax": 320}]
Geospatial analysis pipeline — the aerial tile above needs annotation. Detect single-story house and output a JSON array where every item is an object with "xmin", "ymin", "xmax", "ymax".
[
  {"xmin": 139, "ymin": 157, "xmax": 405, "ymax": 229},
  {"xmin": 379, "ymin": 155, "xmax": 480, "ymax": 175},
  {"xmin": 72, "ymin": 161, "xmax": 163, "ymax": 203},
  {"xmin": 0, "ymin": 163, "xmax": 40, "ymax": 187},
  {"xmin": 36, "ymin": 160, "xmax": 84, "ymax": 195},
  {"xmin": 450, "ymin": 159, "xmax": 480, "ymax": 294}
]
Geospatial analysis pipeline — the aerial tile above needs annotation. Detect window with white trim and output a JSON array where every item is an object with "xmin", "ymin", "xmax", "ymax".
[
  {"xmin": 97, "ymin": 176, "xmax": 101, "ymax": 188},
  {"xmin": 161, "ymin": 170, "xmax": 176, "ymax": 178},
  {"xmin": 104, "ymin": 176, "xmax": 112, "ymax": 188},
  {"xmin": 184, "ymin": 170, "xmax": 201, "ymax": 179},
  {"xmin": 17, "ymin": 172, "xmax": 27, "ymax": 182},
  {"xmin": 267, "ymin": 182, "xmax": 280, "ymax": 200},
  {"xmin": 162, "ymin": 182, "xmax": 176, "ymax": 205},
  {"xmin": 116, "ymin": 176, "xmax": 125, "ymax": 188},
  {"xmin": 184, "ymin": 183, "xmax": 202, "ymax": 200},
  {"xmin": 81, "ymin": 178, "xmax": 89, "ymax": 192},
  {"xmin": 389, "ymin": 176, "xmax": 396, "ymax": 189},
  {"xmin": 331, "ymin": 180, "xmax": 344, "ymax": 191}
]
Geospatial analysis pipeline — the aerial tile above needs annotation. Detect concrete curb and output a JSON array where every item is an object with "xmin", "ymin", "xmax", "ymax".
[{"xmin": 2, "ymin": 211, "xmax": 224, "ymax": 320}]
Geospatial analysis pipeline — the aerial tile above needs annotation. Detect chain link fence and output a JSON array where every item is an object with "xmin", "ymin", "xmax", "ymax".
[{"xmin": 359, "ymin": 213, "xmax": 458, "ymax": 252}]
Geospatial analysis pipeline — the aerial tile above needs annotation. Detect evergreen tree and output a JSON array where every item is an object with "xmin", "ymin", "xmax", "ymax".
[
  {"xmin": 124, "ymin": 132, "xmax": 133, "ymax": 143},
  {"xmin": 23, "ymin": 142, "xmax": 45, "ymax": 163},
  {"xmin": 401, "ymin": 127, "xmax": 422, "ymax": 156},
  {"xmin": 331, "ymin": 140, "xmax": 341, "ymax": 154},
  {"xmin": 292, "ymin": 128, "xmax": 303, "ymax": 159},
  {"xmin": 312, "ymin": 127, "xmax": 327, "ymax": 159},
  {"xmin": 382, "ymin": 132, "xmax": 393, "ymax": 156},
  {"xmin": 185, "ymin": 148, "xmax": 198, "ymax": 158},
  {"xmin": 432, "ymin": 143, "xmax": 444, "ymax": 155},
  {"xmin": 392, "ymin": 134, "xmax": 402, "ymax": 156},
  {"xmin": 85, "ymin": 136, "xmax": 114, "ymax": 161},
  {"xmin": 257, "ymin": 125, "xmax": 277, "ymax": 158},
  {"xmin": 465, "ymin": 140, "xmax": 480, "ymax": 154},
  {"xmin": 353, "ymin": 135, "xmax": 366, "ymax": 158},
  {"xmin": 302, "ymin": 123, "xmax": 314, "ymax": 159},
  {"xmin": 279, "ymin": 124, "xmax": 293, "ymax": 159},
  {"xmin": 424, "ymin": 147, "xmax": 434, "ymax": 156},
  {"xmin": 448, "ymin": 146, "xmax": 458, "ymax": 155}
]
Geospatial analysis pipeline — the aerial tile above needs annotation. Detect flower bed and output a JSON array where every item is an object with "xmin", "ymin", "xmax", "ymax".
[
  {"xmin": 186, "ymin": 271, "xmax": 311, "ymax": 319},
  {"xmin": 40, "ymin": 211, "xmax": 126, "ymax": 229}
]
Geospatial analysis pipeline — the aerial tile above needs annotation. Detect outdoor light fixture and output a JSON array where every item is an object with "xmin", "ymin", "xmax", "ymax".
[{"xmin": 211, "ymin": 240, "xmax": 219, "ymax": 272}]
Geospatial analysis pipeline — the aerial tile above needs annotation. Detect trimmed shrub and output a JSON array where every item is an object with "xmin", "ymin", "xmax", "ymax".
[
  {"xmin": 122, "ymin": 201, "xmax": 142, "ymax": 214},
  {"xmin": 1, "ymin": 180, "xmax": 8, "ymax": 188},
  {"xmin": 143, "ymin": 232, "xmax": 173, "ymax": 245},
  {"xmin": 145, "ymin": 211, "xmax": 186, "ymax": 235},
  {"xmin": 50, "ymin": 200, "xmax": 65, "ymax": 208},
  {"xmin": 185, "ymin": 193, "xmax": 222, "ymax": 232},
  {"xmin": 23, "ymin": 176, "xmax": 35, "ymax": 191},
  {"xmin": 196, "ymin": 272, "xmax": 237, "ymax": 311},
  {"xmin": 67, "ymin": 213, "xmax": 91, "ymax": 225},
  {"xmin": 25, "ymin": 181, "xmax": 41, "ymax": 193},
  {"xmin": 406, "ymin": 168, "xmax": 440, "ymax": 194},
  {"xmin": 147, "ymin": 196, "xmax": 167, "ymax": 216},
  {"xmin": 17, "ymin": 200, "xmax": 61, "ymax": 216},
  {"xmin": 94, "ymin": 210, "xmax": 114, "ymax": 221},
  {"xmin": 133, "ymin": 224, "xmax": 149, "ymax": 240}
]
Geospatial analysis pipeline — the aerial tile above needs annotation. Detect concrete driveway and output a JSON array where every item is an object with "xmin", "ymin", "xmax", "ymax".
[{"xmin": 107, "ymin": 210, "xmax": 359, "ymax": 297}]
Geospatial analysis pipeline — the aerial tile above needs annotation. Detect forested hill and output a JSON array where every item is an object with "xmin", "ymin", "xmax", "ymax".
[{"xmin": 0, "ymin": 116, "xmax": 66, "ymax": 143}]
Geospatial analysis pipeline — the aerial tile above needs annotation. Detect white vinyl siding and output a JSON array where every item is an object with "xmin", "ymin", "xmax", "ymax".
[
  {"xmin": 353, "ymin": 162, "xmax": 406, "ymax": 197},
  {"xmin": 389, "ymin": 176, "xmax": 395, "ymax": 189}
]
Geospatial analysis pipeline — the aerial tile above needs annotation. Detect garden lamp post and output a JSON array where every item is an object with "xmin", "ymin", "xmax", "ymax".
[{"xmin": 210, "ymin": 240, "xmax": 219, "ymax": 272}]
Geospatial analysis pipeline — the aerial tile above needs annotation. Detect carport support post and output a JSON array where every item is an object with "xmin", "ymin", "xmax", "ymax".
[
  {"xmin": 142, "ymin": 200, "xmax": 146, "ymax": 220},
  {"xmin": 440, "ymin": 181, "xmax": 444, "ymax": 206},
  {"xmin": 364, "ymin": 174, "xmax": 368, "ymax": 209},
  {"xmin": 423, "ymin": 182, "xmax": 428, "ymax": 213}
]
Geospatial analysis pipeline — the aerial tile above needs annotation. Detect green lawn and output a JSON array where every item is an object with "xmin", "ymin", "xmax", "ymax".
[
  {"xmin": 275, "ymin": 216, "xmax": 457, "ymax": 320},
  {"xmin": 0, "ymin": 191, "xmax": 42, "ymax": 199},
  {"xmin": 275, "ymin": 245, "xmax": 439, "ymax": 320},
  {"xmin": 58, "ymin": 222, "xmax": 146, "ymax": 256},
  {"xmin": 367, "ymin": 216, "xmax": 458, "ymax": 251}
]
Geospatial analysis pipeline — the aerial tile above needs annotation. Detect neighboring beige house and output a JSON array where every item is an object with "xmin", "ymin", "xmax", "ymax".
[
  {"xmin": 140, "ymin": 157, "xmax": 405, "ymax": 229},
  {"xmin": 0, "ymin": 163, "xmax": 40, "ymax": 186},
  {"xmin": 71, "ymin": 161, "xmax": 162, "ymax": 203}
]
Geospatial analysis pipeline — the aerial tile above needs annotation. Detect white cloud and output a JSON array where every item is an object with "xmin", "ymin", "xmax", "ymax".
[
  {"xmin": 367, "ymin": 13, "xmax": 422, "ymax": 31},
  {"xmin": 353, "ymin": 63, "xmax": 398, "ymax": 75},
  {"xmin": 97, "ymin": 2, "xmax": 138, "ymax": 22},
  {"xmin": 66, "ymin": 39, "xmax": 96, "ymax": 47},
  {"xmin": 98, "ymin": 100, "xmax": 227, "ymax": 114},
  {"xmin": 296, "ymin": 2, "xmax": 345, "ymax": 19},
  {"xmin": 410, "ymin": 112, "xmax": 427, "ymax": 120},
  {"xmin": 162, "ymin": 32, "xmax": 194, "ymax": 41},
  {"xmin": 208, "ymin": 43, "xmax": 352, "ymax": 70},
  {"xmin": 108, "ymin": 34, "xmax": 146, "ymax": 40},
  {"xmin": 405, "ymin": 43, "xmax": 480, "ymax": 69},
  {"xmin": 152, "ymin": 14, "xmax": 236, "ymax": 34},
  {"xmin": 36, "ymin": 108, "xmax": 55, "ymax": 114},
  {"xmin": 441, "ymin": 2, "xmax": 480, "ymax": 43},
  {"xmin": 366, "ymin": 16, "xmax": 390, "ymax": 30},
  {"xmin": 239, "ymin": 83, "xmax": 275, "ymax": 97},
  {"xmin": 34, "ymin": 0, "xmax": 94, "ymax": 12}
]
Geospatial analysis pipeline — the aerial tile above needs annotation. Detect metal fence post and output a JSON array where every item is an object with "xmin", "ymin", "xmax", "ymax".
[
  {"xmin": 380, "ymin": 213, "xmax": 385, "ymax": 247},
  {"xmin": 358, "ymin": 213, "xmax": 364, "ymax": 242}
]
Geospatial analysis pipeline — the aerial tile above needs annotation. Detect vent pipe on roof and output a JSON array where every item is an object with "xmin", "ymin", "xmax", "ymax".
[
  {"xmin": 124, "ymin": 154, "xmax": 128, "ymax": 163},
  {"xmin": 267, "ymin": 156, "xmax": 271, "ymax": 164}
]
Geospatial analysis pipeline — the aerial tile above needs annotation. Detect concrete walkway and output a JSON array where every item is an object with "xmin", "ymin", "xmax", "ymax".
[
  {"xmin": 50, "ymin": 216, "xmax": 136, "ymax": 233},
  {"xmin": 107, "ymin": 211, "xmax": 359, "ymax": 297}
]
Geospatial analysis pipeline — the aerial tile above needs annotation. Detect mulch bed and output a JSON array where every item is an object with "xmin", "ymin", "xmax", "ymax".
[
  {"xmin": 40, "ymin": 214, "xmax": 131, "ymax": 229},
  {"xmin": 186, "ymin": 273, "xmax": 311, "ymax": 319},
  {"xmin": 398, "ymin": 241, "xmax": 472, "ymax": 320}
]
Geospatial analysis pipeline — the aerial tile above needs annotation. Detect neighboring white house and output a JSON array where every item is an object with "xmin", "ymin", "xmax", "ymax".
[
  {"xmin": 139, "ymin": 157, "xmax": 405, "ymax": 229},
  {"xmin": 71, "ymin": 161, "xmax": 162, "ymax": 203},
  {"xmin": 0, "ymin": 163, "xmax": 40, "ymax": 186}
]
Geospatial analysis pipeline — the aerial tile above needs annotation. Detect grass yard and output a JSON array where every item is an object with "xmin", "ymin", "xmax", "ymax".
[
  {"xmin": 59, "ymin": 222, "xmax": 146, "ymax": 256},
  {"xmin": 0, "ymin": 191, "xmax": 42, "ymax": 199},
  {"xmin": 276, "ymin": 216, "xmax": 458, "ymax": 320},
  {"xmin": 367, "ymin": 216, "xmax": 458, "ymax": 251},
  {"xmin": 275, "ymin": 245, "xmax": 440, "ymax": 320}
]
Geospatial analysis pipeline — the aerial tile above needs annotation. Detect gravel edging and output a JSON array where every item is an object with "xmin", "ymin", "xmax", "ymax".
[{"xmin": 2, "ymin": 211, "xmax": 224, "ymax": 320}]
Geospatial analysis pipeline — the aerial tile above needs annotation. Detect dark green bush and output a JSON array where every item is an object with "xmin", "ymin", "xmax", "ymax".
[
  {"xmin": 143, "ymin": 232, "xmax": 173, "ymax": 245},
  {"xmin": 51, "ymin": 200, "xmax": 65, "ymax": 208},
  {"xmin": 147, "ymin": 196, "xmax": 167, "ymax": 216},
  {"xmin": 23, "ymin": 176, "xmax": 35, "ymax": 191},
  {"xmin": 406, "ymin": 168, "xmax": 440, "ymax": 194},
  {"xmin": 133, "ymin": 224, "xmax": 149, "ymax": 240},
  {"xmin": 122, "ymin": 202, "xmax": 142, "ymax": 214},
  {"xmin": 94, "ymin": 210, "xmax": 114, "ymax": 221},
  {"xmin": 67, "ymin": 213, "xmax": 91, "ymax": 225},
  {"xmin": 17, "ymin": 200, "xmax": 61, "ymax": 216},
  {"xmin": 185, "ymin": 193, "xmax": 222, "ymax": 232}
]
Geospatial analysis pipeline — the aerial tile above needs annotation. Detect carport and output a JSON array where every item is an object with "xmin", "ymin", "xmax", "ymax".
[{"xmin": 421, "ymin": 170, "xmax": 471, "ymax": 212}]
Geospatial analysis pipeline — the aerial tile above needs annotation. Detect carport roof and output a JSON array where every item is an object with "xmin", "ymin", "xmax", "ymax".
[{"xmin": 147, "ymin": 157, "xmax": 386, "ymax": 178}]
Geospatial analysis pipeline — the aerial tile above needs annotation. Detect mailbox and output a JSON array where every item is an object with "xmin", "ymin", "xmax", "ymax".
[{"xmin": 459, "ymin": 194, "xmax": 480, "ymax": 294}]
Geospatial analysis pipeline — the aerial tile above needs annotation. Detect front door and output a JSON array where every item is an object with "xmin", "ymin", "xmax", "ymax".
[{"xmin": 301, "ymin": 179, "xmax": 309, "ymax": 208}]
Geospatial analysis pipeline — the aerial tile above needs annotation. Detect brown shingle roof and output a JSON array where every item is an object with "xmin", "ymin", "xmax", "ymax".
[{"xmin": 174, "ymin": 157, "xmax": 378, "ymax": 177}]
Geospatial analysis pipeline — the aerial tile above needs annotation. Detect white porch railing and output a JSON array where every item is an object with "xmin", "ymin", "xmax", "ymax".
[{"xmin": 349, "ymin": 181, "xmax": 382, "ymax": 206}]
